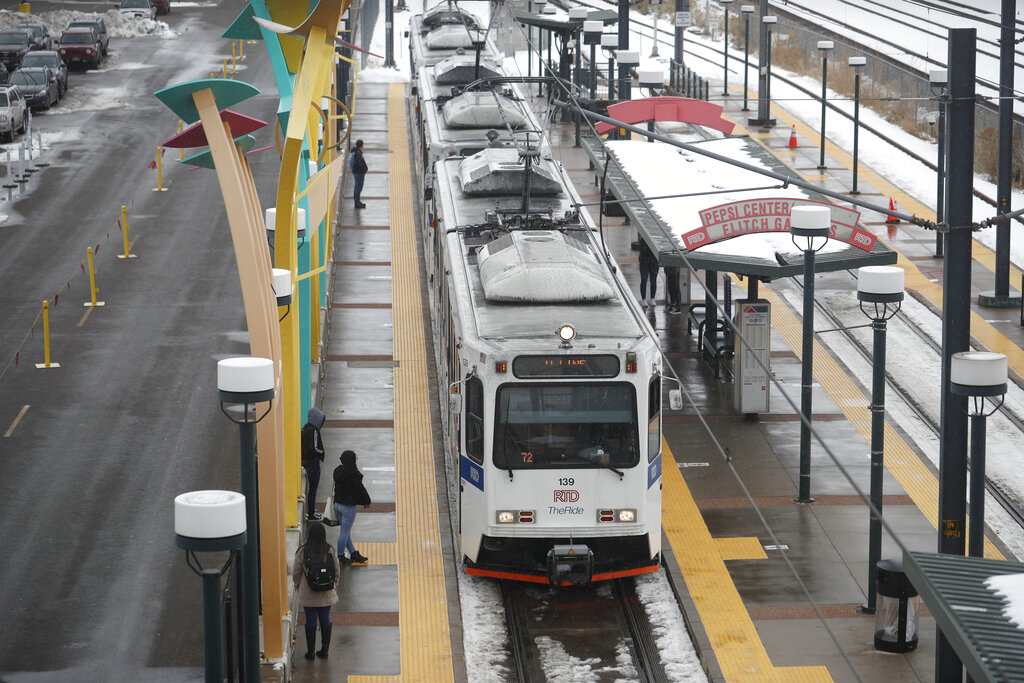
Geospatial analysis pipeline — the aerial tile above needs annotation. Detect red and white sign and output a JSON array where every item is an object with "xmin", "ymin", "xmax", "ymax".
[{"xmin": 681, "ymin": 198, "xmax": 875, "ymax": 252}]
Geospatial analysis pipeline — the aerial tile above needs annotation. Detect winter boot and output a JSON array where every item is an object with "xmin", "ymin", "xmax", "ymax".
[
  {"xmin": 316, "ymin": 624, "xmax": 332, "ymax": 658},
  {"xmin": 304, "ymin": 625, "xmax": 316, "ymax": 660}
]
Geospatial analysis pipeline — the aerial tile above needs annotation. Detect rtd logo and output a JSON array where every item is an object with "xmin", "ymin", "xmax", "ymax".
[
  {"xmin": 853, "ymin": 232, "xmax": 873, "ymax": 246},
  {"xmin": 553, "ymin": 490, "xmax": 579, "ymax": 503},
  {"xmin": 685, "ymin": 232, "xmax": 707, "ymax": 247}
]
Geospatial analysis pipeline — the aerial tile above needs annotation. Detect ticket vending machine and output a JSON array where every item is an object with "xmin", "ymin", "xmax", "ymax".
[{"xmin": 733, "ymin": 299, "xmax": 771, "ymax": 414}]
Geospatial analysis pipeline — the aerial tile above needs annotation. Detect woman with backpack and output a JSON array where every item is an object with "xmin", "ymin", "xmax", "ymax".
[{"xmin": 291, "ymin": 521, "xmax": 340, "ymax": 660}]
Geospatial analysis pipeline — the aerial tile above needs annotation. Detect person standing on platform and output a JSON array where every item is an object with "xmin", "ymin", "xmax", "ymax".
[
  {"xmin": 350, "ymin": 139, "xmax": 368, "ymax": 209},
  {"xmin": 637, "ymin": 238, "xmax": 660, "ymax": 307},
  {"xmin": 333, "ymin": 449, "xmax": 371, "ymax": 564},
  {"xmin": 301, "ymin": 407, "xmax": 326, "ymax": 521},
  {"xmin": 292, "ymin": 521, "xmax": 340, "ymax": 660},
  {"xmin": 664, "ymin": 264, "xmax": 682, "ymax": 314}
]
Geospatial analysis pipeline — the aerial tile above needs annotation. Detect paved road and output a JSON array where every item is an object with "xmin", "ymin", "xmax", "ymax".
[{"xmin": 0, "ymin": 3, "xmax": 286, "ymax": 679}]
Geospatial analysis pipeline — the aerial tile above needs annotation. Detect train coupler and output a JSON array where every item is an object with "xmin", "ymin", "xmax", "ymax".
[{"xmin": 547, "ymin": 544, "xmax": 593, "ymax": 586}]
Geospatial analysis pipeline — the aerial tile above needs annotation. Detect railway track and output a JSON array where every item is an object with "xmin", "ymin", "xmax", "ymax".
[
  {"xmin": 502, "ymin": 577, "xmax": 669, "ymax": 682},
  {"xmin": 550, "ymin": 0, "xmax": 1024, "ymax": 227},
  {"xmin": 806, "ymin": 273, "xmax": 1024, "ymax": 533}
]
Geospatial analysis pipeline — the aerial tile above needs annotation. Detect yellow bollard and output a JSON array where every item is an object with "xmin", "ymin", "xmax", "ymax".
[
  {"xmin": 222, "ymin": 59, "xmax": 227, "ymax": 78},
  {"xmin": 179, "ymin": 120, "xmax": 184, "ymax": 160},
  {"xmin": 35, "ymin": 301, "xmax": 59, "ymax": 369},
  {"xmin": 239, "ymin": 39, "xmax": 244, "ymax": 60},
  {"xmin": 116, "ymin": 205, "xmax": 136, "ymax": 259},
  {"xmin": 84, "ymin": 247, "xmax": 105, "ymax": 307},
  {"xmin": 232, "ymin": 43, "xmax": 237, "ymax": 74},
  {"xmin": 153, "ymin": 146, "xmax": 167, "ymax": 192}
]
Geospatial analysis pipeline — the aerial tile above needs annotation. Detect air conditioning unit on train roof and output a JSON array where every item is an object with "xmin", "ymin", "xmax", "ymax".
[
  {"xmin": 476, "ymin": 230, "xmax": 615, "ymax": 303},
  {"xmin": 425, "ymin": 24, "xmax": 479, "ymax": 49},
  {"xmin": 420, "ymin": 3, "xmax": 481, "ymax": 30},
  {"xmin": 442, "ymin": 92, "xmax": 530, "ymax": 128},
  {"xmin": 433, "ymin": 55, "xmax": 503, "ymax": 84},
  {"xmin": 457, "ymin": 148, "xmax": 560, "ymax": 196}
]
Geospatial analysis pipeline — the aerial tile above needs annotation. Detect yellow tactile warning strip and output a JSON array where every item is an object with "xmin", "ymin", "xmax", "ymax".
[
  {"xmin": 714, "ymin": 536, "xmax": 768, "ymax": 561},
  {"xmin": 351, "ymin": 541, "xmax": 397, "ymax": 566},
  {"xmin": 751, "ymin": 280, "xmax": 1003, "ymax": 560},
  {"xmin": 662, "ymin": 441, "xmax": 783, "ymax": 681},
  {"xmin": 387, "ymin": 82, "xmax": 455, "ymax": 681},
  {"xmin": 349, "ymin": 677, "xmax": 401, "ymax": 683},
  {"xmin": 776, "ymin": 666, "xmax": 834, "ymax": 683}
]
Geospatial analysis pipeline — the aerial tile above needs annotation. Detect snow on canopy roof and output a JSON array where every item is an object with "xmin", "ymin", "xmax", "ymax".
[
  {"xmin": 605, "ymin": 138, "xmax": 852, "ymax": 262},
  {"xmin": 477, "ymin": 230, "xmax": 615, "ymax": 303},
  {"xmin": 458, "ymin": 148, "xmax": 561, "ymax": 196},
  {"xmin": 442, "ymin": 91, "xmax": 529, "ymax": 128}
]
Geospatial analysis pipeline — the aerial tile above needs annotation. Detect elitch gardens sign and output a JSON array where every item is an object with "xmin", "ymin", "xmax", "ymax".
[{"xmin": 681, "ymin": 198, "xmax": 877, "ymax": 252}]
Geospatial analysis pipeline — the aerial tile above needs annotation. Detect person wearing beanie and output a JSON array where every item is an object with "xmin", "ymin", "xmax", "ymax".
[
  {"xmin": 332, "ymin": 449, "xmax": 372, "ymax": 564},
  {"xmin": 301, "ymin": 407, "xmax": 326, "ymax": 521}
]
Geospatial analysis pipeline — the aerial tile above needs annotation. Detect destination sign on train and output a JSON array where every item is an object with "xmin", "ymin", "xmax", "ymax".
[
  {"xmin": 513, "ymin": 355, "xmax": 620, "ymax": 378},
  {"xmin": 680, "ymin": 198, "xmax": 876, "ymax": 252}
]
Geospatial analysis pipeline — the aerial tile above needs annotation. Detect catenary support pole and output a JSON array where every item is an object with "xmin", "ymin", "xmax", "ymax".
[{"xmin": 935, "ymin": 27, "xmax": 976, "ymax": 683}]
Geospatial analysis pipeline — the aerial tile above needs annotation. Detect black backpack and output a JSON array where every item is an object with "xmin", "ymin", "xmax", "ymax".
[{"xmin": 304, "ymin": 548, "xmax": 335, "ymax": 592}]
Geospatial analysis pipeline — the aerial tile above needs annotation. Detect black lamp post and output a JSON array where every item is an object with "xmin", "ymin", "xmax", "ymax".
[
  {"xmin": 639, "ymin": 68, "xmax": 665, "ymax": 141},
  {"xmin": 951, "ymin": 352, "xmax": 1008, "ymax": 558},
  {"xmin": 740, "ymin": 4, "xmax": 754, "ymax": 110},
  {"xmin": 602, "ymin": 33, "xmax": 617, "ymax": 99},
  {"xmin": 816, "ymin": 40, "xmax": 833, "ymax": 169},
  {"xmin": 618, "ymin": 49, "xmax": 639, "ymax": 103},
  {"xmin": 650, "ymin": 0, "xmax": 661, "ymax": 57},
  {"xmin": 855, "ymin": 266, "xmax": 905, "ymax": 615},
  {"xmin": 790, "ymin": 205, "xmax": 831, "ymax": 504},
  {"xmin": 930, "ymin": 68, "xmax": 947, "ymax": 257},
  {"xmin": 584, "ymin": 20, "xmax": 602, "ymax": 100},
  {"xmin": 175, "ymin": 490, "xmax": 247, "ymax": 683},
  {"xmin": 535, "ymin": 0, "xmax": 548, "ymax": 95},
  {"xmin": 217, "ymin": 357, "xmax": 275, "ymax": 682},
  {"xmin": 720, "ymin": 0, "xmax": 733, "ymax": 95},
  {"xmin": 569, "ymin": 8, "xmax": 587, "ymax": 147},
  {"xmin": 762, "ymin": 16, "xmax": 776, "ymax": 120},
  {"xmin": 849, "ymin": 56, "xmax": 866, "ymax": 194}
]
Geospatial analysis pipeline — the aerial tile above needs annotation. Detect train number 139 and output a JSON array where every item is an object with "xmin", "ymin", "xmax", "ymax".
[{"xmin": 558, "ymin": 477, "xmax": 574, "ymax": 486}]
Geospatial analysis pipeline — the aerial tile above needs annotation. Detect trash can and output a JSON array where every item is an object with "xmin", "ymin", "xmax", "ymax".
[{"xmin": 874, "ymin": 558, "xmax": 920, "ymax": 652}]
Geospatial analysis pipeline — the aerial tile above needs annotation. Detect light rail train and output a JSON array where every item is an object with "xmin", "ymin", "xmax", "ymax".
[{"xmin": 412, "ymin": 2, "xmax": 671, "ymax": 585}]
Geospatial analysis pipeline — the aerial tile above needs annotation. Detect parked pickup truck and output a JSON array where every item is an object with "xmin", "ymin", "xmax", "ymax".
[{"xmin": 57, "ymin": 27, "xmax": 101, "ymax": 70}]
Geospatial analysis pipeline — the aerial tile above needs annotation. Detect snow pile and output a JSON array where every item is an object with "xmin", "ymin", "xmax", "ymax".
[
  {"xmin": 0, "ymin": 8, "xmax": 175, "ymax": 39},
  {"xmin": 457, "ymin": 573, "xmax": 512, "ymax": 681},
  {"xmin": 986, "ymin": 573, "xmax": 1024, "ymax": 629},
  {"xmin": 635, "ymin": 572, "xmax": 708, "ymax": 681}
]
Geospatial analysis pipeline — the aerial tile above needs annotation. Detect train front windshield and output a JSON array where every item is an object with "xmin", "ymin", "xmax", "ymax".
[{"xmin": 494, "ymin": 383, "xmax": 639, "ymax": 469}]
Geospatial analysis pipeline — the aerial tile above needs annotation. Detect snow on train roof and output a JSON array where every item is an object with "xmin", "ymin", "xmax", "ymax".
[
  {"xmin": 458, "ymin": 148, "xmax": 561, "ymax": 196},
  {"xmin": 605, "ymin": 137, "xmax": 854, "ymax": 262},
  {"xmin": 442, "ymin": 91, "xmax": 530, "ymax": 128},
  {"xmin": 477, "ymin": 230, "xmax": 616, "ymax": 303}
]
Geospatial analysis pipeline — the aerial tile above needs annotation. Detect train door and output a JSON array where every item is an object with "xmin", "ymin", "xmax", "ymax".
[
  {"xmin": 459, "ymin": 374, "xmax": 486, "ymax": 561},
  {"xmin": 646, "ymin": 376, "xmax": 663, "ymax": 559}
]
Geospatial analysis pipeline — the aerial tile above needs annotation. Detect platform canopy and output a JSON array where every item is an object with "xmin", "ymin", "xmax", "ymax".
[
  {"xmin": 581, "ymin": 134, "xmax": 897, "ymax": 279},
  {"xmin": 512, "ymin": 8, "xmax": 617, "ymax": 33},
  {"xmin": 904, "ymin": 550, "xmax": 1024, "ymax": 683}
]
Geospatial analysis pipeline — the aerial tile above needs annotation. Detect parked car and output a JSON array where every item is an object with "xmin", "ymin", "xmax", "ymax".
[
  {"xmin": 68, "ymin": 18, "xmax": 108, "ymax": 57},
  {"xmin": 20, "ymin": 24, "xmax": 52, "ymax": 51},
  {"xmin": 0, "ymin": 85, "xmax": 27, "ymax": 141},
  {"xmin": 58, "ymin": 28, "xmax": 102, "ymax": 70},
  {"xmin": 119, "ymin": 0, "xmax": 156, "ymax": 20},
  {"xmin": 150, "ymin": 0, "xmax": 170, "ymax": 15},
  {"xmin": 10, "ymin": 67, "xmax": 58, "ymax": 110},
  {"xmin": 19, "ymin": 51, "xmax": 67, "ymax": 97},
  {"xmin": 0, "ymin": 30, "xmax": 31, "ymax": 70}
]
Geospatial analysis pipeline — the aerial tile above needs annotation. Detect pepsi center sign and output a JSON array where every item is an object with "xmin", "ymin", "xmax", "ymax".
[{"xmin": 680, "ymin": 198, "xmax": 877, "ymax": 252}]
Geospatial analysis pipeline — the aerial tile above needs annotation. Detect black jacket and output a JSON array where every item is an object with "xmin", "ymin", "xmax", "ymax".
[
  {"xmin": 333, "ymin": 452, "xmax": 371, "ymax": 506},
  {"xmin": 350, "ymin": 147, "xmax": 368, "ymax": 174}
]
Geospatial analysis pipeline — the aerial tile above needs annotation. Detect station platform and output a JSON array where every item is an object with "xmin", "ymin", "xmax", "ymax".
[{"xmin": 284, "ymin": 66, "xmax": 1024, "ymax": 683}]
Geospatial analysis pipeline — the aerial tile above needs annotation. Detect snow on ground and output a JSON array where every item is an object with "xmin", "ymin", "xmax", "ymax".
[{"xmin": 0, "ymin": 8, "xmax": 176, "ymax": 39}]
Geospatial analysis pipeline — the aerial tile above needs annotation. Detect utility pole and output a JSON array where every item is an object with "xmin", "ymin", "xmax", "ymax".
[
  {"xmin": 979, "ymin": 0, "xmax": 1019, "ymax": 308},
  {"xmin": 618, "ymin": 0, "xmax": 630, "ymax": 100},
  {"xmin": 935, "ymin": 27, "xmax": 975, "ymax": 683},
  {"xmin": 747, "ymin": 0, "xmax": 773, "ymax": 127},
  {"xmin": 384, "ymin": 0, "xmax": 395, "ymax": 67},
  {"xmin": 674, "ymin": 0, "xmax": 689, "ymax": 88}
]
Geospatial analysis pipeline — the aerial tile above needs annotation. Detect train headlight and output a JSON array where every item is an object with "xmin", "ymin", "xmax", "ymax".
[
  {"xmin": 497, "ymin": 510, "xmax": 515, "ymax": 524},
  {"xmin": 597, "ymin": 508, "xmax": 637, "ymax": 523},
  {"xmin": 557, "ymin": 324, "xmax": 575, "ymax": 342},
  {"xmin": 617, "ymin": 509, "xmax": 636, "ymax": 523}
]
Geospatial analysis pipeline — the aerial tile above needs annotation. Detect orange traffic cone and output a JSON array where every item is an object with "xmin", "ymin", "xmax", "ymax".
[
  {"xmin": 885, "ymin": 197, "xmax": 900, "ymax": 224},
  {"xmin": 788, "ymin": 125, "xmax": 798, "ymax": 148}
]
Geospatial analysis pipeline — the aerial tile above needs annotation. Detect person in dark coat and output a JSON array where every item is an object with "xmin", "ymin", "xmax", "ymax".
[
  {"xmin": 637, "ymin": 238, "xmax": 660, "ymax": 307},
  {"xmin": 301, "ymin": 407, "xmax": 326, "ymax": 521},
  {"xmin": 332, "ymin": 449, "xmax": 371, "ymax": 564},
  {"xmin": 664, "ymin": 265, "xmax": 682, "ymax": 314},
  {"xmin": 350, "ymin": 139, "xmax": 368, "ymax": 209},
  {"xmin": 292, "ymin": 522, "xmax": 340, "ymax": 660}
]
